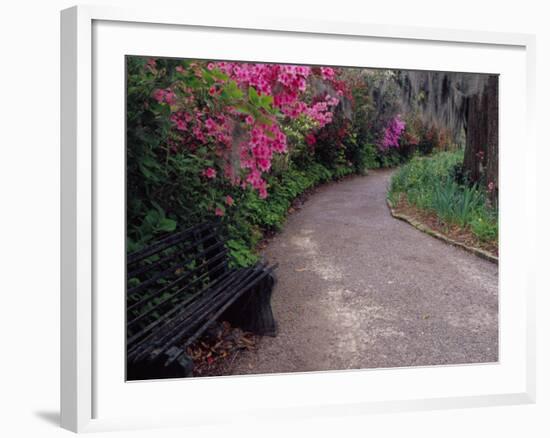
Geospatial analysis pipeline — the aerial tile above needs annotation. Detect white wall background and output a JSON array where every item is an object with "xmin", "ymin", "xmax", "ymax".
[{"xmin": 0, "ymin": 1, "xmax": 547, "ymax": 437}]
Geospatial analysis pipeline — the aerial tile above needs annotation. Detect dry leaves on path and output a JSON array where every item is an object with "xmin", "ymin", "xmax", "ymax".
[{"xmin": 186, "ymin": 321, "xmax": 258, "ymax": 377}]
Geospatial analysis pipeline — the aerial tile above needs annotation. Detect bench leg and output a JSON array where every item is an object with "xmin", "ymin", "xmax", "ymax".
[{"xmin": 221, "ymin": 269, "xmax": 278, "ymax": 337}]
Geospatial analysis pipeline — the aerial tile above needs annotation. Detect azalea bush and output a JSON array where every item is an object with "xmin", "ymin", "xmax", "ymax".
[
  {"xmin": 127, "ymin": 57, "xmax": 418, "ymax": 264},
  {"xmin": 126, "ymin": 57, "xmax": 368, "ymax": 260},
  {"xmin": 342, "ymin": 68, "xmax": 428, "ymax": 169}
]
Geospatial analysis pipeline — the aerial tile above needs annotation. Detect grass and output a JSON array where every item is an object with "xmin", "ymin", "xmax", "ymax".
[{"xmin": 388, "ymin": 150, "xmax": 498, "ymax": 244}]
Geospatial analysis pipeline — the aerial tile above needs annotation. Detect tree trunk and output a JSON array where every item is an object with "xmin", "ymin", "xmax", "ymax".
[
  {"xmin": 485, "ymin": 75, "xmax": 499, "ymax": 204},
  {"xmin": 462, "ymin": 74, "xmax": 498, "ymax": 205},
  {"xmin": 462, "ymin": 90, "xmax": 488, "ymax": 184}
]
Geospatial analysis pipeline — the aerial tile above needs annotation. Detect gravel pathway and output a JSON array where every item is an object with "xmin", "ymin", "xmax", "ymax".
[{"xmin": 230, "ymin": 169, "xmax": 498, "ymax": 375}]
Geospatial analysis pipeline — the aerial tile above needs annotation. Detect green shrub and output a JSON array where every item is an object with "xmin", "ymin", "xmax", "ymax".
[
  {"xmin": 363, "ymin": 143, "xmax": 380, "ymax": 169},
  {"xmin": 469, "ymin": 211, "xmax": 498, "ymax": 242},
  {"xmin": 389, "ymin": 150, "xmax": 498, "ymax": 243}
]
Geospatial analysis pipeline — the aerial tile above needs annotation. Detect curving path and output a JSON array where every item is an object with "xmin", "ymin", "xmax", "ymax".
[{"xmin": 231, "ymin": 169, "xmax": 498, "ymax": 375}]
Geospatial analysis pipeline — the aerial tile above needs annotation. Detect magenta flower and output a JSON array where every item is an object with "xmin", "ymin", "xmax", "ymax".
[
  {"xmin": 203, "ymin": 167, "xmax": 216, "ymax": 179},
  {"xmin": 215, "ymin": 207, "xmax": 225, "ymax": 217},
  {"xmin": 205, "ymin": 118, "xmax": 218, "ymax": 135},
  {"xmin": 380, "ymin": 115, "xmax": 406, "ymax": 149},
  {"xmin": 157, "ymin": 61, "xmax": 346, "ymax": 201},
  {"xmin": 146, "ymin": 58, "xmax": 157, "ymax": 71},
  {"xmin": 320, "ymin": 67, "xmax": 335, "ymax": 80},
  {"xmin": 152, "ymin": 89, "xmax": 166, "ymax": 103},
  {"xmin": 305, "ymin": 133, "xmax": 316, "ymax": 146},
  {"xmin": 164, "ymin": 90, "xmax": 176, "ymax": 106}
]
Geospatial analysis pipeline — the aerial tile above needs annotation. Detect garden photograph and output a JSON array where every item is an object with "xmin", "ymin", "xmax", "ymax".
[{"xmin": 125, "ymin": 56, "xmax": 498, "ymax": 380}]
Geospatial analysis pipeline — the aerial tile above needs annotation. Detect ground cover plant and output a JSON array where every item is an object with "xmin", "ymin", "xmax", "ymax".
[{"xmin": 388, "ymin": 150, "xmax": 498, "ymax": 248}]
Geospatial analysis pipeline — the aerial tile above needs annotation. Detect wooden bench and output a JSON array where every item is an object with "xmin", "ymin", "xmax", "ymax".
[{"xmin": 126, "ymin": 222, "xmax": 277, "ymax": 380}]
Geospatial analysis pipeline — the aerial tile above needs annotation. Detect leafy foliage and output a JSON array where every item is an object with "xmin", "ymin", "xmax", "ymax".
[
  {"xmin": 389, "ymin": 151, "xmax": 498, "ymax": 242},
  {"xmin": 127, "ymin": 57, "xmax": 481, "ymax": 266},
  {"xmin": 126, "ymin": 58, "xmax": 377, "ymax": 264}
]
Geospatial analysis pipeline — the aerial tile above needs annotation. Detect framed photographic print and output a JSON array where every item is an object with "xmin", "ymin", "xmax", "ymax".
[{"xmin": 61, "ymin": 4, "xmax": 536, "ymax": 433}]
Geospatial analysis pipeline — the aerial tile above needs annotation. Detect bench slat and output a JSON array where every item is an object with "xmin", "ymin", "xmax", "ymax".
[
  {"xmin": 150, "ymin": 267, "xmax": 267, "ymax": 360},
  {"xmin": 128, "ymin": 268, "xmax": 250, "ymax": 363},
  {"xmin": 127, "ymin": 251, "xmax": 229, "ymax": 328},
  {"xmin": 127, "ymin": 222, "xmax": 215, "ymax": 265},
  {"xmin": 127, "ymin": 228, "xmax": 222, "ymax": 279},
  {"xmin": 127, "ymin": 240, "xmax": 225, "ymax": 297}
]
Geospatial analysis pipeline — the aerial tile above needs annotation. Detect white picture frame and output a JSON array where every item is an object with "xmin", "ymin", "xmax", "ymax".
[{"xmin": 60, "ymin": 4, "xmax": 536, "ymax": 433}]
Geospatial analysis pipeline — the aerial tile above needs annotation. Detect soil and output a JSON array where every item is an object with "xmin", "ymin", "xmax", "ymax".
[{"xmin": 392, "ymin": 195, "xmax": 498, "ymax": 257}]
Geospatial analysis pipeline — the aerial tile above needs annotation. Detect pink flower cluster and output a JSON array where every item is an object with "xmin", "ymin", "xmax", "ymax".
[
  {"xmin": 169, "ymin": 109, "xmax": 233, "ymax": 152},
  {"xmin": 152, "ymin": 88, "xmax": 176, "ymax": 106},
  {"xmin": 169, "ymin": 111, "xmax": 190, "ymax": 132},
  {"xmin": 151, "ymin": 60, "xmax": 343, "ymax": 200},
  {"xmin": 305, "ymin": 133, "xmax": 317, "ymax": 146},
  {"xmin": 239, "ymin": 123, "xmax": 287, "ymax": 198},
  {"xmin": 207, "ymin": 62, "xmax": 343, "ymax": 197},
  {"xmin": 212, "ymin": 62, "xmax": 341, "ymax": 124},
  {"xmin": 320, "ymin": 67, "xmax": 335, "ymax": 81},
  {"xmin": 380, "ymin": 115, "xmax": 406, "ymax": 149},
  {"xmin": 214, "ymin": 62, "xmax": 310, "ymax": 96},
  {"xmin": 304, "ymin": 95, "xmax": 340, "ymax": 128},
  {"xmin": 203, "ymin": 167, "xmax": 216, "ymax": 179}
]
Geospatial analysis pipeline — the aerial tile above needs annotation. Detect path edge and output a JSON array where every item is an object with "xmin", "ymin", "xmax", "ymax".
[{"xmin": 386, "ymin": 198, "xmax": 498, "ymax": 265}]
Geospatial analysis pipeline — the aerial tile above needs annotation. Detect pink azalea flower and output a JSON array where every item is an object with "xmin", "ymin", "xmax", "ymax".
[
  {"xmin": 146, "ymin": 58, "xmax": 157, "ymax": 71},
  {"xmin": 152, "ymin": 89, "xmax": 165, "ymax": 103},
  {"xmin": 245, "ymin": 115, "xmax": 254, "ymax": 125},
  {"xmin": 164, "ymin": 90, "xmax": 177, "ymax": 106},
  {"xmin": 380, "ymin": 115, "xmax": 406, "ymax": 149},
  {"xmin": 320, "ymin": 67, "xmax": 335, "ymax": 81},
  {"xmin": 305, "ymin": 133, "xmax": 316, "ymax": 146},
  {"xmin": 215, "ymin": 207, "xmax": 225, "ymax": 217},
  {"xmin": 203, "ymin": 167, "xmax": 216, "ymax": 179},
  {"xmin": 205, "ymin": 118, "xmax": 218, "ymax": 134},
  {"xmin": 257, "ymin": 158, "xmax": 271, "ymax": 172},
  {"xmin": 225, "ymin": 195, "xmax": 234, "ymax": 206}
]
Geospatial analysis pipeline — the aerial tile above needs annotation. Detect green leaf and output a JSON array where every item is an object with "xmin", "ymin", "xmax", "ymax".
[
  {"xmin": 210, "ymin": 68, "xmax": 229, "ymax": 82},
  {"xmin": 156, "ymin": 218, "xmax": 177, "ymax": 232},
  {"xmin": 258, "ymin": 94, "xmax": 273, "ymax": 111},
  {"xmin": 139, "ymin": 163, "xmax": 154, "ymax": 179},
  {"xmin": 186, "ymin": 77, "xmax": 203, "ymax": 90},
  {"xmin": 233, "ymin": 102, "xmax": 255, "ymax": 116},
  {"xmin": 248, "ymin": 86, "xmax": 260, "ymax": 105},
  {"xmin": 201, "ymin": 70, "xmax": 215, "ymax": 85},
  {"xmin": 144, "ymin": 209, "xmax": 160, "ymax": 225},
  {"xmin": 221, "ymin": 81, "xmax": 243, "ymax": 100}
]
